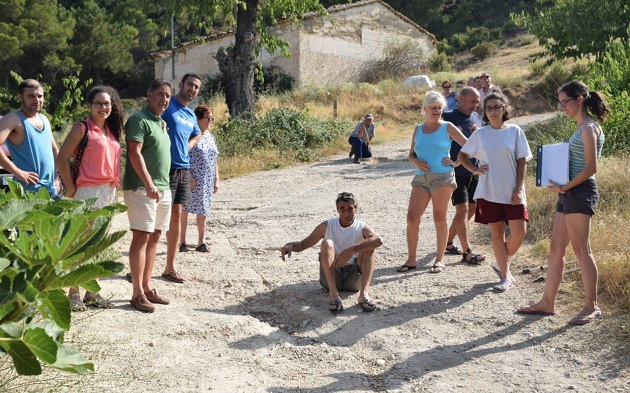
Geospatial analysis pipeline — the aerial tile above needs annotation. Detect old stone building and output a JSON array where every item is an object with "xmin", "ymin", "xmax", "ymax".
[{"xmin": 152, "ymin": 0, "xmax": 436, "ymax": 87}]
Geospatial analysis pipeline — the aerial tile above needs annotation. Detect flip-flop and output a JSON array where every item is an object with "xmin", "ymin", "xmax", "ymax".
[
  {"xmin": 516, "ymin": 305, "xmax": 556, "ymax": 316},
  {"xmin": 162, "ymin": 271, "xmax": 185, "ymax": 283},
  {"xmin": 329, "ymin": 299, "xmax": 343, "ymax": 315},
  {"xmin": 568, "ymin": 309, "xmax": 603, "ymax": 326},
  {"xmin": 358, "ymin": 298, "xmax": 378, "ymax": 313},
  {"xmin": 430, "ymin": 262, "xmax": 445, "ymax": 273},
  {"xmin": 396, "ymin": 264, "xmax": 417, "ymax": 273}
]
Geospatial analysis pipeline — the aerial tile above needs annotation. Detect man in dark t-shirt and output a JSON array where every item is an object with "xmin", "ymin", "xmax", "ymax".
[{"xmin": 442, "ymin": 87, "xmax": 485, "ymax": 264}]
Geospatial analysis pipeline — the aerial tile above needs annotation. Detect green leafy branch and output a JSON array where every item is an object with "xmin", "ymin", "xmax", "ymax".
[{"xmin": 0, "ymin": 181, "xmax": 126, "ymax": 375}]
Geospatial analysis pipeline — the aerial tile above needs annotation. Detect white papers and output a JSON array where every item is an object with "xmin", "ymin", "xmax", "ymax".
[{"xmin": 536, "ymin": 142, "xmax": 569, "ymax": 187}]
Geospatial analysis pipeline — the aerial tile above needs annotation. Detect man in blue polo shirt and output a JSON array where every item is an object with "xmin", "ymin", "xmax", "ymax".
[{"xmin": 161, "ymin": 73, "xmax": 202, "ymax": 283}]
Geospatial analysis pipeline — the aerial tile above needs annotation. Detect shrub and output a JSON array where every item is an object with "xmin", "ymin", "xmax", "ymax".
[
  {"xmin": 254, "ymin": 65, "xmax": 295, "ymax": 95},
  {"xmin": 430, "ymin": 52, "xmax": 452, "ymax": 72},
  {"xmin": 0, "ymin": 182, "xmax": 126, "ymax": 375},
  {"xmin": 436, "ymin": 39, "xmax": 456, "ymax": 57},
  {"xmin": 501, "ymin": 19, "xmax": 522, "ymax": 37},
  {"xmin": 200, "ymin": 66, "xmax": 296, "ymax": 101},
  {"xmin": 450, "ymin": 33, "xmax": 468, "ymax": 51},
  {"xmin": 539, "ymin": 61, "xmax": 572, "ymax": 100},
  {"xmin": 600, "ymin": 91, "xmax": 630, "ymax": 155},
  {"xmin": 471, "ymin": 41, "xmax": 498, "ymax": 59},
  {"xmin": 360, "ymin": 39, "xmax": 428, "ymax": 83},
  {"xmin": 214, "ymin": 108, "xmax": 352, "ymax": 161},
  {"xmin": 511, "ymin": 34, "xmax": 536, "ymax": 47}
]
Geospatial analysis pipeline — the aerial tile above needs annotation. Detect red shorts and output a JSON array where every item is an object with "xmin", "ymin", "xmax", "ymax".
[{"xmin": 474, "ymin": 198, "xmax": 529, "ymax": 224}]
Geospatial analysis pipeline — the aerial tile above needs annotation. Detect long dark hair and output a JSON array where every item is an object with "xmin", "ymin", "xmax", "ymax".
[
  {"xmin": 86, "ymin": 86, "xmax": 124, "ymax": 141},
  {"xmin": 558, "ymin": 80, "xmax": 609, "ymax": 123},
  {"xmin": 482, "ymin": 92, "xmax": 512, "ymax": 123}
]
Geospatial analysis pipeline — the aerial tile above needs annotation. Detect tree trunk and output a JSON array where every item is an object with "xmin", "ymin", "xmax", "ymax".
[{"xmin": 216, "ymin": 0, "xmax": 258, "ymax": 119}]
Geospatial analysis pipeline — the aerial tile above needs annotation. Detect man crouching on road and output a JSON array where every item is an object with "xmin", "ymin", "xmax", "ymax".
[{"xmin": 279, "ymin": 192, "xmax": 383, "ymax": 314}]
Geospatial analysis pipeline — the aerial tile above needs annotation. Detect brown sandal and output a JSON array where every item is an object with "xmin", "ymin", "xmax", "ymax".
[{"xmin": 162, "ymin": 271, "xmax": 185, "ymax": 283}]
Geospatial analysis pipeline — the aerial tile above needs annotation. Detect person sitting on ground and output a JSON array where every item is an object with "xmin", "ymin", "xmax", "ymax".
[
  {"xmin": 279, "ymin": 192, "xmax": 383, "ymax": 314},
  {"xmin": 348, "ymin": 114, "xmax": 375, "ymax": 164}
]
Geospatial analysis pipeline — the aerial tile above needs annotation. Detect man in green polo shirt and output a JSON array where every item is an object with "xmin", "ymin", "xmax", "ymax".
[{"xmin": 122, "ymin": 79, "xmax": 173, "ymax": 313}]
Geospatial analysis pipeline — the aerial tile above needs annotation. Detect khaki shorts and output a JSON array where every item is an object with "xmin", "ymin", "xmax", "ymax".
[
  {"xmin": 411, "ymin": 171, "xmax": 456, "ymax": 193},
  {"xmin": 123, "ymin": 189, "xmax": 172, "ymax": 233}
]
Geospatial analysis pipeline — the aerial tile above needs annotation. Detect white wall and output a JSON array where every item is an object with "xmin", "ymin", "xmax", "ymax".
[{"xmin": 153, "ymin": 2, "xmax": 434, "ymax": 87}]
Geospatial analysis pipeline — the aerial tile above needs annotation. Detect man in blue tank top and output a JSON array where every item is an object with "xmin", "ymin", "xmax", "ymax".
[
  {"xmin": 279, "ymin": 192, "xmax": 383, "ymax": 314},
  {"xmin": 161, "ymin": 73, "xmax": 203, "ymax": 284},
  {"xmin": 0, "ymin": 79, "xmax": 60, "ymax": 199}
]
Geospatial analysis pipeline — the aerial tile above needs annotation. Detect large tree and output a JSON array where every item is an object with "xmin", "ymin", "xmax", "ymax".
[
  {"xmin": 166, "ymin": 0, "xmax": 329, "ymax": 119},
  {"xmin": 519, "ymin": 0, "xmax": 630, "ymax": 61}
]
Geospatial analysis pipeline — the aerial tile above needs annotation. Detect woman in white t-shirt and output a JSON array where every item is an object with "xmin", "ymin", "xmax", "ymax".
[{"xmin": 458, "ymin": 93, "xmax": 532, "ymax": 292}]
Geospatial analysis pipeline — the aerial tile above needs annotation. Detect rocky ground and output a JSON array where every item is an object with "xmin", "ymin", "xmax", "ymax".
[{"xmin": 16, "ymin": 113, "xmax": 630, "ymax": 393}]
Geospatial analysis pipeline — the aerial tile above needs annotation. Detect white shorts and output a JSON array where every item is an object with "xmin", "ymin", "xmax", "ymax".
[
  {"xmin": 123, "ymin": 189, "xmax": 172, "ymax": 233},
  {"xmin": 74, "ymin": 184, "xmax": 118, "ymax": 210}
]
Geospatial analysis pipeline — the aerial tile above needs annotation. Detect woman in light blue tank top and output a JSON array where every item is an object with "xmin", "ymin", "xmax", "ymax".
[
  {"xmin": 397, "ymin": 91, "xmax": 468, "ymax": 274},
  {"xmin": 517, "ymin": 81, "xmax": 609, "ymax": 325}
]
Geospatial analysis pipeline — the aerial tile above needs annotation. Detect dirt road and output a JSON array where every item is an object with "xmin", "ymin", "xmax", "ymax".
[{"xmin": 26, "ymin": 113, "xmax": 629, "ymax": 393}]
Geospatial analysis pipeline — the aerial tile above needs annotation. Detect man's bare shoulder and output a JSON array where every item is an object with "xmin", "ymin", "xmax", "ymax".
[{"xmin": 0, "ymin": 112, "xmax": 23, "ymax": 133}]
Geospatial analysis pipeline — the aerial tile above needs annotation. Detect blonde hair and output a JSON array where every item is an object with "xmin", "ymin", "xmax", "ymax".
[{"xmin": 423, "ymin": 90, "xmax": 446, "ymax": 109}]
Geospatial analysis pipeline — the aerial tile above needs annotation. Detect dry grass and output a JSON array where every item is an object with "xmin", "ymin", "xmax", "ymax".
[
  {"xmin": 207, "ymin": 36, "xmax": 545, "ymax": 180},
  {"xmin": 523, "ymin": 156, "xmax": 630, "ymax": 313}
]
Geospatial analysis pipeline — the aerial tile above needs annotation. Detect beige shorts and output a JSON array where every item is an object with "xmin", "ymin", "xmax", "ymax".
[
  {"xmin": 74, "ymin": 184, "xmax": 118, "ymax": 210},
  {"xmin": 123, "ymin": 189, "xmax": 172, "ymax": 233},
  {"xmin": 411, "ymin": 171, "xmax": 456, "ymax": 193}
]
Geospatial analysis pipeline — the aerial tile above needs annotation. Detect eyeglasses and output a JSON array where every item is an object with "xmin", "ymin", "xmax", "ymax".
[
  {"xmin": 442, "ymin": 85, "xmax": 451, "ymax": 88},
  {"xmin": 204, "ymin": 116, "xmax": 214, "ymax": 121},
  {"xmin": 485, "ymin": 105, "xmax": 505, "ymax": 113},
  {"xmin": 92, "ymin": 102, "xmax": 111, "ymax": 108},
  {"xmin": 558, "ymin": 98, "xmax": 575, "ymax": 107}
]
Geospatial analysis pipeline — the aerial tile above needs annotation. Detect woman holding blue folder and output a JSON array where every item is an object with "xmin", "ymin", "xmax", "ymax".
[{"xmin": 517, "ymin": 81, "xmax": 608, "ymax": 325}]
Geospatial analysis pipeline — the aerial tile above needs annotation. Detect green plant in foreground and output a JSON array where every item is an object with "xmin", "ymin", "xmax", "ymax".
[{"xmin": 0, "ymin": 181, "xmax": 126, "ymax": 375}]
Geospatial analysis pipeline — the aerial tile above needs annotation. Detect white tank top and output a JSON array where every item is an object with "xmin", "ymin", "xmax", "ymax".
[{"xmin": 324, "ymin": 217, "xmax": 366, "ymax": 264}]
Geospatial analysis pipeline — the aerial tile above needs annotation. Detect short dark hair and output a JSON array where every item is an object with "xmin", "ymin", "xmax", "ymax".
[
  {"xmin": 194, "ymin": 104, "xmax": 213, "ymax": 120},
  {"xmin": 147, "ymin": 79, "xmax": 172, "ymax": 93},
  {"xmin": 181, "ymin": 73, "xmax": 203, "ymax": 85},
  {"xmin": 18, "ymin": 79, "xmax": 42, "ymax": 95},
  {"xmin": 336, "ymin": 192, "xmax": 357, "ymax": 207}
]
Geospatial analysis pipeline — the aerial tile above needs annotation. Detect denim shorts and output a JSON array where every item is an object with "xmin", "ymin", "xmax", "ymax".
[
  {"xmin": 411, "ymin": 171, "xmax": 456, "ymax": 193},
  {"xmin": 556, "ymin": 178, "xmax": 599, "ymax": 216}
]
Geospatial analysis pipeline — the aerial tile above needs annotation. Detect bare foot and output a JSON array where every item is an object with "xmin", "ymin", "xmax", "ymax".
[
  {"xmin": 516, "ymin": 303, "xmax": 556, "ymax": 316},
  {"xmin": 568, "ymin": 308, "xmax": 603, "ymax": 326}
]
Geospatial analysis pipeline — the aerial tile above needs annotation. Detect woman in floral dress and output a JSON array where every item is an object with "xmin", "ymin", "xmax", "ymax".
[{"xmin": 180, "ymin": 105, "xmax": 220, "ymax": 252}]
